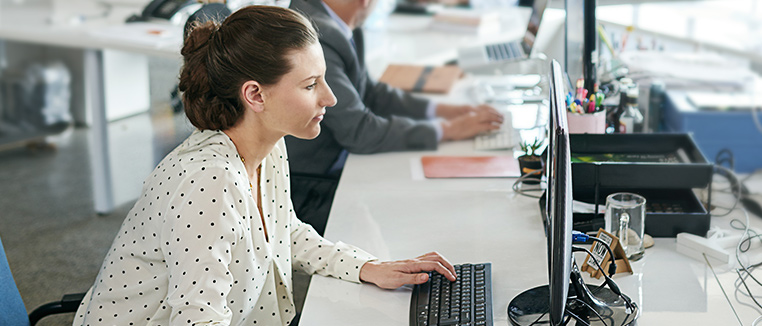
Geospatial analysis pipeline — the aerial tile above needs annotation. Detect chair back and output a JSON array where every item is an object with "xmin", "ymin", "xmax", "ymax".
[{"xmin": 0, "ymin": 235, "xmax": 30, "ymax": 326}]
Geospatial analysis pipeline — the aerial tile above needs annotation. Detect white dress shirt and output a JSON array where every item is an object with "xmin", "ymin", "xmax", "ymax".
[{"xmin": 73, "ymin": 129, "xmax": 376, "ymax": 326}]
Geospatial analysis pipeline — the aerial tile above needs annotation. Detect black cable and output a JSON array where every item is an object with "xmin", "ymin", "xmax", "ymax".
[
  {"xmin": 512, "ymin": 169, "xmax": 544, "ymax": 199},
  {"xmin": 735, "ymin": 268, "xmax": 762, "ymax": 310},
  {"xmin": 573, "ymin": 246, "xmax": 623, "ymax": 298},
  {"xmin": 730, "ymin": 219, "xmax": 762, "ymax": 253},
  {"xmin": 524, "ymin": 246, "xmax": 634, "ymax": 326},
  {"xmin": 589, "ymin": 236, "xmax": 618, "ymax": 277},
  {"xmin": 572, "ymin": 246, "xmax": 636, "ymax": 322},
  {"xmin": 730, "ymin": 209, "xmax": 762, "ymax": 314},
  {"xmin": 712, "ymin": 164, "xmax": 742, "ymax": 217},
  {"xmin": 571, "ymin": 297, "xmax": 614, "ymax": 326},
  {"xmin": 526, "ymin": 310, "xmax": 549, "ymax": 326},
  {"xmin": 716, "ymin": 149, "xmax": 735, "ymax": 171},
  {"xmin": 565, "ymin": 308, "xmax": 599, "ymax": 326}
]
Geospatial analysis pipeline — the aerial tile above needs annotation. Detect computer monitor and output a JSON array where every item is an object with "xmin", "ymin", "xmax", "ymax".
[
  {"xmin": 565, "ymin": 0, "xmax": 597, "ymax": 93},
  {"xmin": 545, "ymin": 59, "xmax": 573, "ymax": 326},
  {"xmin": 520, "ymin": 0, "xmax": 550, "ymax": 56},
  {"xmin": 507, "ymin": 60, "xmax": 638, "ymax": 326}
]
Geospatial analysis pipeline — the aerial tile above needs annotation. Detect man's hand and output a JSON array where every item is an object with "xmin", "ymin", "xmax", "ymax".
[
  {"xmin": 440, "ymin": 104, "xmax": 504, "ymax": 141},
  {"xmin": 359, "ymin": 252, "xmax": 457, "ymax": 289},
  {"xmin": 435, "ymin": 104, "xmax": 474, "ymax": 120}
]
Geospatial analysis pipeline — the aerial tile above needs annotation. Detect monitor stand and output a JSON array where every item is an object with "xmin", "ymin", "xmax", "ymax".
[{"xmin": 508, "ymin": 262, "xmax": 639, "ymax": 326}]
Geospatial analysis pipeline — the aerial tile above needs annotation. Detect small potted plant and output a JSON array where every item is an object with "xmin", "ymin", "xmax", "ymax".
[{"xmin": 518, "ymin": 138, "xmax": 544, "ymax": 184}]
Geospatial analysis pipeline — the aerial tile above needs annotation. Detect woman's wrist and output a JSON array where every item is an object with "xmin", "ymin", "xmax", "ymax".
[{"xmin": 359, "ymin": 260, "xmax": 380, "ymax": 284}]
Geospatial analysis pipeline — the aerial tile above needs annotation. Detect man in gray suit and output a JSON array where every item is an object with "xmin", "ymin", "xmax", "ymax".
[{"xmin": 287, "ymin": 0, "xmax": 503, "ymax": 235}]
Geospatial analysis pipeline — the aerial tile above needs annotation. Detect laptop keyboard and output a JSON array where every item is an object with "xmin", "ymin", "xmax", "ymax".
[
  {"xmin": 485, "ymin": 42, "xmax": 523, "ymax": 62},
  {"xmin": 410, "ymin": 263, "xmax": 493, "ymax": 326},
  {"xmin": 474, "ymin": 129, "xmax": 519, "ymax": 151}
]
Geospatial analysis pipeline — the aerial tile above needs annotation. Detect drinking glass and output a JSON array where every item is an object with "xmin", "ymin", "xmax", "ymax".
[{"xmin": 604, "ymin": 192, "xmax": 646, "ymax": 261}]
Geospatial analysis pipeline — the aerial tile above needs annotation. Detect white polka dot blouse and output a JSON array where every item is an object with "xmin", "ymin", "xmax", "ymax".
[{"xmin": 73, "ymin": 129, "xmax": 376, "ymax": 326}]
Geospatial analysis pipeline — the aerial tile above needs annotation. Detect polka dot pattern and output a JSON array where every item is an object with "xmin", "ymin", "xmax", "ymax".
[{"xmin": 73, "ymin": 130, "xmax": 376, "ymax": 326}]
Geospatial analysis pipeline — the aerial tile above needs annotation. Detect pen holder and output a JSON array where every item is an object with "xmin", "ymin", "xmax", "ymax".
[{"xmin": 567, "ymin": 111, "xmax": 606, "ymax": 134}]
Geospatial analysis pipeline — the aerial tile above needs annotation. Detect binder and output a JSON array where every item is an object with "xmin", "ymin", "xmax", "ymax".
[
  {"xmin": 378, "ymin": 64, "xmax": 462, "ymax": 94},
  {"xmin": 421, "ymin": 156, "xmax": 519, "ymax": 178}
]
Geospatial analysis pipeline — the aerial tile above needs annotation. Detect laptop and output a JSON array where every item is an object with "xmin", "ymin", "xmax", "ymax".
[{"xmin": 456, "ymin": 0, "xmax": 549, "ymax": 69}]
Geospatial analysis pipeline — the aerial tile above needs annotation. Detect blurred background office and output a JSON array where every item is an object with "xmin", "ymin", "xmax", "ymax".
[{"xmin": 0, "ymin": 0, "xmax": 761, "ymax": 325}]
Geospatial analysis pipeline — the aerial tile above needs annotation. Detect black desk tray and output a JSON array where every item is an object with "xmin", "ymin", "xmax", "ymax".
[
  {"xmin": 570, "ymin": 133, "xmax": 713, "ymax": 190},
  {"xmin": 572, "ymin": 188, "xmax": 710, "ymax": 238}
]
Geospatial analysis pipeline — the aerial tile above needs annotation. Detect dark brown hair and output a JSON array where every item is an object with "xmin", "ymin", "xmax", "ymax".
[{"xmin": 178, "ymin": 6, "xmax": 318, "ymax": 131}]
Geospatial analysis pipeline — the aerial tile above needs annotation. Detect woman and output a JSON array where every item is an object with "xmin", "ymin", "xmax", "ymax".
[{"xmin": 73, "ymin": 5, "xmax": 455, "ymax": 326}]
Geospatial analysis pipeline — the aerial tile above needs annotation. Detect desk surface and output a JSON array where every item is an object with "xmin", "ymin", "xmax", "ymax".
[
  {"xmin": 301, "ymin": 141, "xmax": 762, "ymax": 325},
  {"xmin": 0, "ymin": 1, "xmax": 183, "ymax": 58}
]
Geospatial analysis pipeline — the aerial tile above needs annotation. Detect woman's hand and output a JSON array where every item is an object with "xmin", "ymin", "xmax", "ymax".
[{"xmin": 359, "ymin": 252, "xmax": 457, "ymax": 289}]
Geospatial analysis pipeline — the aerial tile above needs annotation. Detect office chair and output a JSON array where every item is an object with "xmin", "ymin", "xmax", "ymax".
[
  {"xmin": 290, "ymin": 172, "xmax": 341, "ymax": 236},
  {"xmin": 0, "ymin": 235, "xmax": 85, "ymax": 326}
]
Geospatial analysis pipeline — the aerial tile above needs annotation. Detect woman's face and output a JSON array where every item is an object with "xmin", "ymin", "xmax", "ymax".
[{"xmin": 260, "ymin": 42, "xmax": 337, "ymax": 140}]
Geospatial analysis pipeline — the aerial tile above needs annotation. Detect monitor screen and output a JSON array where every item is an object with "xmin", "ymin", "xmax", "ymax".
[
  {"xmin": 521, "ymin": 0, "xmax": 550, "ymax": 55},
  {"xmin": 508, "ymin": 59, "xmax": 573, "ymax": 326},
  {"xmin": 565, "ymin": 0, "xmax": 597, "ymax": 93},
  {"xmin": 565, "ymin": 0, "xmax": 585, "ymax": 84},
  {"xmin": 510, "ymin": 61, "xmax": 636, "ymax": 326},
  {"xmin": 546, "ymin": 59, "xmax": 573, "ymax": 326}
]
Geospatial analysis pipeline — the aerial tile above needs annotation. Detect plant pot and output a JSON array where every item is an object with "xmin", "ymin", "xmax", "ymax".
[{"xmin": 518, "ymin": 155, "xmax": 543, "ymax": 184}]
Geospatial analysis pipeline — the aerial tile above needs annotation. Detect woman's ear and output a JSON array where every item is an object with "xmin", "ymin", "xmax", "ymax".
[{"xmin": 241, "ymin": 80, "xmax": 265, "ymax": 112}]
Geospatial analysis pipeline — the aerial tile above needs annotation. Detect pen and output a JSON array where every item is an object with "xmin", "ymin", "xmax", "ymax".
[
  {"xmin": 596, "ymin": 92, "xmax": 604, "ymax": 108},
  {"xmin": 575, "ymin": 79, "xmax": 584, "ymax": 100},
  {"xmin": 621, "ymin": 25, "xmax": 634, "ymax": 54},
  {"xmin": 597, "ymin": 24, "xmax": 616, "ymax": 57}
]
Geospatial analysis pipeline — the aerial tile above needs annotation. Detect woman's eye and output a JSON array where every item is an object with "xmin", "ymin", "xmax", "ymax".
[{"xmin": 306, "ymin": 83, "xmax": 317, "ymax": 90}]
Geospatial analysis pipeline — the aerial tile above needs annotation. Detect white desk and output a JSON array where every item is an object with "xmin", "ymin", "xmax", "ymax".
[
  {"xmin": 301, "ymin": 23, "xmax": 762, "ymax": 321},
  {"xmin": 0, "ymin": 1, "xmax": 183, "ymax": 214},
  {"xmin": 300, "ymin": 138, "xmax": 762, "ymax": 325}
]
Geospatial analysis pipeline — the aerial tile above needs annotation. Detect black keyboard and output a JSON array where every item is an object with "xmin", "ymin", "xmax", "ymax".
[
  {"xmin": 485, "ymin": 42, "xmax": 523, "ymax": 62},
  {"xmin": 410, "ymin": 263, "xmax": 493, "ymax": 326}
]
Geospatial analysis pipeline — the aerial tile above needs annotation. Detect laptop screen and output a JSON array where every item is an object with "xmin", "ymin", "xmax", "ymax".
[{"xmin": 521, "ymin": 0, "xmax": 549, "ymax": 55}]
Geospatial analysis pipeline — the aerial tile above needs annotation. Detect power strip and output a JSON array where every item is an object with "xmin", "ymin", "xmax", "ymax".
[{"xmin": 676, "ymin": 233, "xmax": 740, "ymax": 266}]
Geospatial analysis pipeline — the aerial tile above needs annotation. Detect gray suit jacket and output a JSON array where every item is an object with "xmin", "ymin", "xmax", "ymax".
[{"xmin": 286, "ymin": 0, "xmax": 439, "ymax": 175}]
